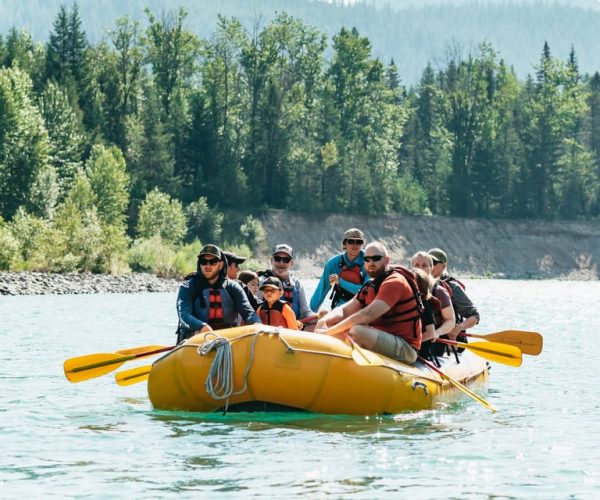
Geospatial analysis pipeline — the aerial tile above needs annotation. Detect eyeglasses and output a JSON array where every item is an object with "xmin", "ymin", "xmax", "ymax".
[
  {"xmin": 273, "ymin": 256, "xmax": 292, "ymax": 263},
  {"xmin": 432, "ymin": 259, "xmax": 442, "ymax": 265},
  {"xmin": 199, "ymin": 257, "xmax": 220, "ymax": 266},
  {"xmin": 345, "ymin": 239, "xmax": 364, "ymax": 245},
  {"xmin": 364, "ymin": 255, "xmax": 384, "ymax": 263}
]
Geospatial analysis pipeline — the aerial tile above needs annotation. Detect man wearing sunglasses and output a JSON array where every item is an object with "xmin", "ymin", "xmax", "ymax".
[
  {"xmin": 175, "ymin": 244, "xmax": 260, "ymax": 343},
  {"xmin": 315, "ymin": 242, "xmax": 422, "ymax": 365},
  {"xmin": 258, "ymin": 244, "xmax": 312, "ymax": 322},
  {"xmin": 310, "ymin": 228, "xmax": 369, "ymax": 311}
]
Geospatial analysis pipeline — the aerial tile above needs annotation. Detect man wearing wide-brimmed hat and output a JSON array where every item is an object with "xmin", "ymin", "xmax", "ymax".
[
  {"xmin": 310, "ymin": 228, "xmax": 369, "ymax": 311},
  {"xmin": 175, "ymin": 244, "xmax": 259, "ymax": 343}
]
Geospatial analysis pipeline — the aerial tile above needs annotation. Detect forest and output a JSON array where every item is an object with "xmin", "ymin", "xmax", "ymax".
[{"xmin": 1, "ymin": 4, "xmax": 599, "ymax": 275}]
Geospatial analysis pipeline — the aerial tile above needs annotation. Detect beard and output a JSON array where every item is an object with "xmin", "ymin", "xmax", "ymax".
[{"xmin": 366, "ymin": 265, "xmax": 385, "ymax": 279}]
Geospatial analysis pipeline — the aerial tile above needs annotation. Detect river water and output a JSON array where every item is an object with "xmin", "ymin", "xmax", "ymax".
[{"xmin": 1, "ymin": 279, "xmax": 598, "ymax": 498}]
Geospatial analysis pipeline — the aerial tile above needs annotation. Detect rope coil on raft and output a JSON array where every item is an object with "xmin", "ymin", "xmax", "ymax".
[{"xmin": 198, "ymin": 331, "xmax": 260, "ymax": 413}]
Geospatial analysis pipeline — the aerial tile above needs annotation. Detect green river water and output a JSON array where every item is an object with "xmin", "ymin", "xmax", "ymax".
[{"xmin": 1, "ymin": 279, "xmax": 598, "ymax": 498}]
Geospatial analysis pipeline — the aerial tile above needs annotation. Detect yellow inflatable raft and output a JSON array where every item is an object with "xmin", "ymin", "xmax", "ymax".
[{"xmin": 148, "ymin": 325, "xmax": 490, "ymax": 415}]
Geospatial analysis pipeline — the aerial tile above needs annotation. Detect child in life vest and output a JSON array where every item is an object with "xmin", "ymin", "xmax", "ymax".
[{"xmin": 257, "ymin": 277, "xmax": 299, "ymax": 329}]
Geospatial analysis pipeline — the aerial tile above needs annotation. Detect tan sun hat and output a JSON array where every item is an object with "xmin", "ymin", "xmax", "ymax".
[{"xmin": 343, "ymin": 228, "xmax": 365, "ymax": 241}]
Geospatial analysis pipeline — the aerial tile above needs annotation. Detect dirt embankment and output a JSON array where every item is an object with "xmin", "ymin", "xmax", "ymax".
[
  {"xmin": 258, "ymin": 211, "xmax": 600, "ymax": 280},
  {"xmin": 2, "ymin": 212, "xmax": 597, "ymax": 295}
]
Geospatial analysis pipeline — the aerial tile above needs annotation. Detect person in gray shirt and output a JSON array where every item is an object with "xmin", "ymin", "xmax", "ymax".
[{"xmin": 428, "ymin": 248, "xmax": 480, "ymax": 340}]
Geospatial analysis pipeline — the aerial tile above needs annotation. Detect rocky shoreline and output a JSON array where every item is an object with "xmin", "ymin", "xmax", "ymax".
[{"xmin": 0, "ymin": 272, "xmax": 180, "ymax": 296}]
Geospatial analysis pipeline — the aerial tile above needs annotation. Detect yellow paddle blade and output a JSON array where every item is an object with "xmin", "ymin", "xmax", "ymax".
[
  {"xmin": 64, "ymin": 353, "xmax": 131, "ymax": 383},
  {"xmin": 346, "ymin": 335, "xmax": 384, "ymax": 366},
  {"xmin": 469, "ymin": 330, "xmax": 543, "ymax": 356},
  {"xmin": 441, "ymin": 371, "xmax": 497, "ymax": 413},
  {"xmin": 460, "ymin": 340, "xmax": 522, "ymax": 367},
  {"xmin": 419, "ymin": 356, "xmax": 497, "ymax": 413},
  {"xmin": 115, "ymin": 345, "xmax": 168, "ymax": 356},
  {"xmin": 115, "ymin": 365, "xmax": 152, "ymax": 386}
]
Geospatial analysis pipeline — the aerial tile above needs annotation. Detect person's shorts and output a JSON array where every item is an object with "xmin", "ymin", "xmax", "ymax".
[{"xmin": 373, "ymin": 330, "xmax": 418, "ymax": 365}]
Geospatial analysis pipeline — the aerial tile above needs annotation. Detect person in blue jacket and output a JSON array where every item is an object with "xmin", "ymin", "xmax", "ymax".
[
  {"xmin": 310, "ymin": 228, "xmax": 369, "ymax": 311},
  {"xmin": 175, "ymin": 244, "xmax": 260, "ymax": 343}
]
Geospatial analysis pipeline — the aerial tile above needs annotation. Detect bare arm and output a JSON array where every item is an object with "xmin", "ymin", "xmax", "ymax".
[
  {"xmin": 435, "ymin": 305, "xmax": 455, "ymax": 337},
  {"xmin": 315, "ymin": 298, "xmax": 360, "ymax": 330},
  {"xmin": 421, "ymin": 323, "xmax": 437, "ymax": 342},
  {"xmin": 448, "ymin": 314, "xmax": 479, "ymax": 338},
  {"xmin": 317, "ymin": 299, "xmax": 391, "ymax": 337}
]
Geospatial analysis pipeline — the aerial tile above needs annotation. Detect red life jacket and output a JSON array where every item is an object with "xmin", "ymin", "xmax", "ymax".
[
  {"xmin": 207, "ymin": 288, "xmax": 226, "ymax": 329},
  {"xmin": 357, "ymin": 266, "xmax": 423, "ymax": 347},
  {"xmin": 258, "ymin": 300, "xmax": 288, "ymax": 327},
  {"xmin": 339, "ymin": 259, "xmax": 364, "ymax": 285}
]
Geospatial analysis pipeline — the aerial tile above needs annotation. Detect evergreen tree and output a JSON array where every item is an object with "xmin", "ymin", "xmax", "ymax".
[
  {"xmin": 38, "ymin": 81, "xmax": 84, "ymax": 196},
  {"xmin": 0, "ymin": 67, "xmax": 50, "ymax": 220}
]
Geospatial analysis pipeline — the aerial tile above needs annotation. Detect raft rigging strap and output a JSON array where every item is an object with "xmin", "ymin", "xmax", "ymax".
[{"xmin": 199, "ymin": 331, "xmax": 260, "ymax": 413}]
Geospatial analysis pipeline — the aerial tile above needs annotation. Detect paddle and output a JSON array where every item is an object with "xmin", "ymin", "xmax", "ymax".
[
  {"xmin": 419, "ymin": 356, "xmax": 497, "ymax": 413},
  {"xmin": 465, "ymin": 330, "xmax": 543, "ymax": 356},
  {"xmin": 300, "ymin": 314, "xmax": 319, "ymax": 325},
  {"xmin": 115, "ymin": 345, "xmax": 168, "ymax": 356},
  {"xmin": 345, "ymin": 334, "xmax": 384, "ymax": 366},
  {"xmin": 64, "ymin": 345, "xmax": 175, "ymax": 383},
  {"xmin": 115, "ymin": 365, "xmax": 152, "ymax": 386},
  {"xmin": 435, "ymin": 338, "xmax": 522, "ymax": 367}
]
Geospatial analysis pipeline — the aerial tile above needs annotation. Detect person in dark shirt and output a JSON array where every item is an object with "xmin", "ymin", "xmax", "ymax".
[
  {"xmin": 428, "ymin": 248, "xmax": 480, "ymax": 340},
  {"xmin": 175, "ymin": 244, "xmax": 259, "ymax": 343},
  {"xmin": 223, "ymin": 251, "xmax": 246, "ymax": 280}
]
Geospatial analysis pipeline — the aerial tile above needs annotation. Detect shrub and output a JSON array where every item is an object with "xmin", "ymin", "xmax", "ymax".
[
  {"xmin": 185, "ymin": 197, "xmax": 223, "ymax": 243},
  {"xmin": 53, "ymin": 200, "xmax": 103, "ymax": 272},
  {"xmin": 136, "ymin": 189, "xmax": 187, "ymax": 245},
  {"xmin": 8, "ymin": 207, "xmax": 55, "ymax": 270},
  {"xmin": 0, "ymin": 223, "xmax": 19, "ymax": 270},
  {"xmin": 95, "ymin": 223, "xmax": 131, "ymax": 274},
  {"xmin": 128, "ymin": 235, "xmax": 176, "ymax": 277},
  {"xmin": 172, "ymin": 240, "xmax": 201, "ymax": 277},
  {"xmin": 239, "ymin": 215, "xmax": 266, "ymax": 251}
]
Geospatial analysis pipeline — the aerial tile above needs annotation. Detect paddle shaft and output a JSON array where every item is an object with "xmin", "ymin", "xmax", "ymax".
[
  {"xmin": 115, "ymin": 365, "xmax": 152, "ymax": 386},
  {"xmin": 419, "ymin": 356, "xmax": 497, "ymax": 412},
  {"xmin": 69, "ymin": 345, "xmax": 175, "ymax": 373}
]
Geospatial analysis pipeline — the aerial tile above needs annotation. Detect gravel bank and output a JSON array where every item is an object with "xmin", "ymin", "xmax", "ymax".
[{"xmin": 0, "ymin": 272, "xmax": 179, "ymax": 296}]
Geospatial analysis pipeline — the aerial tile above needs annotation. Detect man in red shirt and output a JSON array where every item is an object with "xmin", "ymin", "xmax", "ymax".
[{"xmin": 316, "ymin": 242, "xmax": 422, "ymax": 364}]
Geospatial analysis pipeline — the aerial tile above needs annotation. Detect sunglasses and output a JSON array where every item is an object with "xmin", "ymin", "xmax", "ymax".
[
  {"xmin": 199, "ymin": 257, "xmax": 220, "ymax": 266},
  {"xmin": 432, "ymin": 259, "xmax": 442, "ymax": 265},
  {"xmin": 273, "ymin": 256, "xmax": 292, "ymax": 263},
  {"xmin": 345, "ymin": 239, "xmax": 364, "ymax": 245},
  {"xmin": 364, "ymin": 255, "xmax": 384, "ymax": 263}
]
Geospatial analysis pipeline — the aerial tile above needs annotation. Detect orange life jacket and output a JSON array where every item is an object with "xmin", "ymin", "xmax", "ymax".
[{"xmin": 258, "ymin": 300, "xmax": 288, "ymax": 328}]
